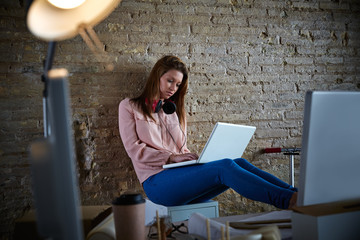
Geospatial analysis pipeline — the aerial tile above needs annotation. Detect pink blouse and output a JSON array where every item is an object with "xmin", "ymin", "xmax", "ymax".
[{"xmin": 118, "ymin": 98, "xmax": 190, "ymax": 183}]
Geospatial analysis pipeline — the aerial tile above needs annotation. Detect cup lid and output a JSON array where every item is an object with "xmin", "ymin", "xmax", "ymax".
[{"xmin": 112, "ymin": 193, "xmax": 145, "ymax": 205}]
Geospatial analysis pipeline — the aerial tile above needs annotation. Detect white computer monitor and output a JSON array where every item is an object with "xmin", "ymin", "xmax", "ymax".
[{"xmin": 297, "ymin": 91, "xmax": 360, "ymax": 206}]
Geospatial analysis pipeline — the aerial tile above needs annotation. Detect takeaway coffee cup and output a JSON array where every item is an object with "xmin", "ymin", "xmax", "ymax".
[{"xmin": 112, "ymin": 193, "xmax": 146, "ymax": 240}]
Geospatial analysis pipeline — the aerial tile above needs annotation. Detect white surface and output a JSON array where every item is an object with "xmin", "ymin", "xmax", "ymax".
[
  {"xmin": 145, "ymin": 199, "xmax": 219, "ymax": 223},
  {"xmin": 163, "ymin": 122, "xmax": 256, "ymax": 169},
  {"xmin": 145, "ymin": 199, "xmax": 168, "ymax": 225},
  {"xmin": 189, "ymin": 212, "xmax": 243, "ymax": 240},
  {"xmin": 298, "ymin": 91, "xmax": 360, "ymax": 206}
]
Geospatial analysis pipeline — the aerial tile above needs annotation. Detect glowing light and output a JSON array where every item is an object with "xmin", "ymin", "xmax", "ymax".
[{"xmin": 48, "ymin": 0, "xmax": 86, "ymax": 9}]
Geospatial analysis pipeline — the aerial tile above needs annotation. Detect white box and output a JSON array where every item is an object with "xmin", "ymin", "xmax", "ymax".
[
  {"xmin": 145, "ymin": 200, "xmax": 219, "ymax": 225},
  {"xmin": 167, "ymin": 201, "xmax": 219, "ymax": 222},
  {"xmin": 292, "ymin": 199, "xmax": 360, "ymax": 240}
]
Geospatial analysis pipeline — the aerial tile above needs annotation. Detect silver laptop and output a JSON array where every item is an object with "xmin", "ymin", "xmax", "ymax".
[{"xmin": 162, "ymin": 122, "xmax": 256, "ymax": 169}]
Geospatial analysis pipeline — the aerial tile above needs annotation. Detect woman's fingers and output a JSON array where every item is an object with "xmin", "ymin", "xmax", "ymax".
[{"xmin": 170, "ymin": 153, "xmax": 199, "ymax": 163}]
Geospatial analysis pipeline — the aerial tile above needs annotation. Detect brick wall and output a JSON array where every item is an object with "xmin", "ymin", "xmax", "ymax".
[{"xmin": 1, "ymin": 0, "xmax": 359, "ymax": 238}]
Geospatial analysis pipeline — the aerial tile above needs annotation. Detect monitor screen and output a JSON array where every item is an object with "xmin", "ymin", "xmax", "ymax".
[{"xmin": 298, "ymin": 91, "xmax": 360, "ymax": 206}]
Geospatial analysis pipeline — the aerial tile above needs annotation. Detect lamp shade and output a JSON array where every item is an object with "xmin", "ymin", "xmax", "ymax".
[{"xmin": 27, "ymin": 0, "xmax": 121, "ymax": 41}]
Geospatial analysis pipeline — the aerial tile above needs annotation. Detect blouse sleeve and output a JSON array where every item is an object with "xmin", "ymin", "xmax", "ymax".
[{"xmin": 118, "ymin": 99, "xmax": 173, "ymax": 167}]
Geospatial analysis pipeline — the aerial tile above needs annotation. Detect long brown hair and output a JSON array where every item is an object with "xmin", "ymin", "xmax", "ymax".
[{"xmin": 131, "ymin": 55, "xmax": 189, "ymax": 126}]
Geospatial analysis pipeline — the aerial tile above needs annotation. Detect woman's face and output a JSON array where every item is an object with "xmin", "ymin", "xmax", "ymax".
[{"xmin": 159, "ymin": 69, "xmax": 183, "ymax": 100}]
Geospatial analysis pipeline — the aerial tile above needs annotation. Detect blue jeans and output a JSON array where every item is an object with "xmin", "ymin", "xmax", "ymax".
[{"xmin": 143, "ymin": 158, "xmax": 297, "ymax": 209}]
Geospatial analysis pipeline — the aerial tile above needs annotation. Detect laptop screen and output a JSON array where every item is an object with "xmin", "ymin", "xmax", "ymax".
[{"xmin": 197, "ymin": 122, "xmax": 256, "ymax": 163}]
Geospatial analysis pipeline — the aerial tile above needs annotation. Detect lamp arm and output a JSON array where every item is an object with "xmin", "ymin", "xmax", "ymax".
[
  {"xmin": 43, "ymin": 41, "xmax": 56, "ymax": 80},
  {"xmin": 42, "ymin": 41, "xmax": 56, "ymax": 137}
]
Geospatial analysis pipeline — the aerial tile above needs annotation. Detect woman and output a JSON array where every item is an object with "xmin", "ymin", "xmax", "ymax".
[{"xmin": 118, "ymin": 55, "xmax": 297, "ymax": 209}]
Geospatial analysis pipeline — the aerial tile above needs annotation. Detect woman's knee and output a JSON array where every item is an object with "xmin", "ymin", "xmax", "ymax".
[
  {"xmin": 218, "ymin": 158, "xmax": 237, "ymax": 166},
  {"xmin": 233, "ymin": 158, "xmax": 253, "ymax": 168},
  {"xmin": 205, "ymin": 158, "xmax": 237, "ymax": 172},
  {"xmin": 208, "ymin": 158, "xmax": 247, "ymax": 172}
]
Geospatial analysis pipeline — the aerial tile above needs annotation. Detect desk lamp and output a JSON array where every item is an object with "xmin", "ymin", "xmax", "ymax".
[{"xmin": 26, "ymin": 0, "xmax": 121, "ymax": 239}]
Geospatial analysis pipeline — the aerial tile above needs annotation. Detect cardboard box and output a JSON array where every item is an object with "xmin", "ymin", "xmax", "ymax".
[
  {"xmin": 13, "ymin": 205, "xmax": 111, "ymax": 240},
  {"xmin": 292, "ymin": 199, "xmax": 360, "ymax": 240}
]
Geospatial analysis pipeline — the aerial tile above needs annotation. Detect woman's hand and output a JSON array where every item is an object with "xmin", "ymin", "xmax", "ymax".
[{"xmin": 168, "ymin": 153, "xmax": 199, "ymax": 163}]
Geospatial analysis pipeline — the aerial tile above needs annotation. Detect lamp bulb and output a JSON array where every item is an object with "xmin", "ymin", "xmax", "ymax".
[{"xmin": 47, "ymin": 0, "xmax": 86, "ymax": 9}]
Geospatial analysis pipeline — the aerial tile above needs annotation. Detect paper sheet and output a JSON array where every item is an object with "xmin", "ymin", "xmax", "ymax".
[{"xmin": 188, "ymin": 211, "xmax": 292, "ymax": 240}]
